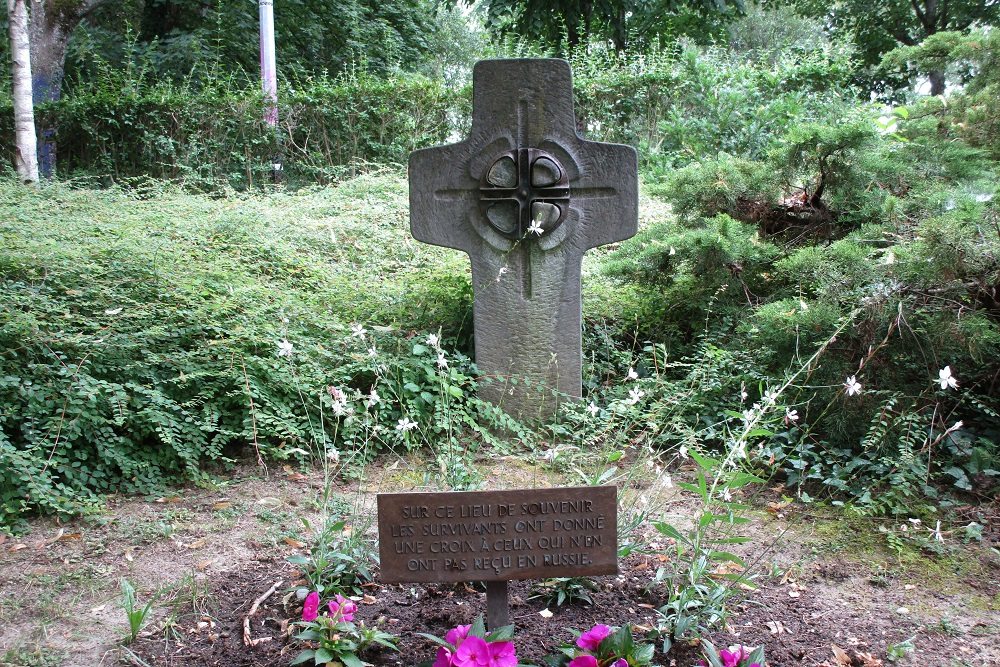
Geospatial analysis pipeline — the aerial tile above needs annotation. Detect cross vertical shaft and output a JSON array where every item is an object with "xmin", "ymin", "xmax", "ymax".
[{"xmin": 408, "ymin": 59, "xmax": 638, "ymax": 419}]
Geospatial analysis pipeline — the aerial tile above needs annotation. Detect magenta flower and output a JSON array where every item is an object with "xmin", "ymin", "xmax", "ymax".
[
  {"xmin": 576, "ymin": 624, "xmax": 612, "ymax": 652},
  {"xmin": 567, "ymin": 657, "xmax": 599, "ymax": 667},
  {"xmin": 488, "ymin": 641, "xmax": 517, "ymax": 667},
  {"xmin": 301, "ymin": 591, "xmax": 320, "ymax": 622},
  {"xmin": 455, "ymin": 636, "xmax": 491, "ymax": 666},
  {"xmin": 433, "ymin": 646, "xmax": 454, "ymax": 667},
  {"xmin": 720, "ymin": 646, "xmax": 748, "ymax": 667},
  {"xmin": 328, "ymin": 594, "xmax": 357, "ymax": 622},
  {"xmin": 613, "ymin": 660, "xmax": 628, "ymax": 667},
  {"xmin": 446, "ymin": 623, "xmax": 472, "ymax": 647}
]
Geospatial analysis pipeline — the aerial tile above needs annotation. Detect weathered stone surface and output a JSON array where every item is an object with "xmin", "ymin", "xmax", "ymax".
[{"xmin": 409, "ymin": 59, "xmax": 638, "ymax": 419}]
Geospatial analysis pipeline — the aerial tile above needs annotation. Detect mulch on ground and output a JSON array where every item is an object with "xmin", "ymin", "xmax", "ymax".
[{"xmin": 129, "ymin": 552, "xmax": 950, "ymax": 667}]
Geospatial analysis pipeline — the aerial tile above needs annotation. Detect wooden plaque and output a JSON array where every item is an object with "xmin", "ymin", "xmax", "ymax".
[{"xmin": 377, "ymin": 486, "xmax": 618, "ymax": 583}]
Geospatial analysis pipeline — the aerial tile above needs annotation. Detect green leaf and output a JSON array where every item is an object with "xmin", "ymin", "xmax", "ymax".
[
  {"xmin": 689, "ymin": 449, "xmax": 717, "ymax": 470},
  {"xmin": 290, "ymin": 650, "xmax": 315, "ymax": 665},
  {"xmin": 341, "ymin": 654, "xmax": 366, "ymax": 667},
  {"xmin": 652, "ymin": 522, "xmax": 684, "ymax": 541},
  {"xmin": 469, "ymin": 615, "xmax": 486, "ymax": 638},
  {"xmin": 708, "ymin": 550, "xmax": 746, "ymax": 566},
  {"xmin": 415, "ymin": 632, "xmax": 452, "ymax": 648},
  {"xmin": 700, "ymin": 638, "xmax": 723, "ymax": 667},
  {"xmin": 485, "ymin": 624, "xmax": 515, "ymax": 642},
  {"xmin": 313, "ymin": 648, "xmax": 333, "ymax": 664}
]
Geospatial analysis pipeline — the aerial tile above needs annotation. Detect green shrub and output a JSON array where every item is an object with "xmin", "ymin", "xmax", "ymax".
[
  {"xmin": 0, "ymin": 176, "xmax": 490, "ymax": 531},
  {"xmin": 0, "ymin": 70, "xmax": 457, "ymax": 189}
]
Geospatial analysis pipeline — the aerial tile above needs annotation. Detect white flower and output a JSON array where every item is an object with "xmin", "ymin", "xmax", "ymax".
[
  {"xmin": 527, "ymin": 219, "xmax": 544, "ymax": 236},
  {"xmin": 844, "ymin": 375, "xmax": 862, "ymax": 396},
  {"xmin": 326, "ymin": 447, "xmax": 340, "ymax": 463},
  {"xmin": 764, "ymin": 389, "xmax": 779, "ymax": 404},
  {"xmin": 104, "ymin": 307, "xmax": 123, "ymax": 315},
  {"xmin": 785, "ymin": 409, "xmax": 799, "ymax": 423},
  {"xmin": 938, "ymin": 365, "xmax": 958, "ymax": 390},
  {"xmin": 625, "ymin": 388, "xmax": 645, "ymax": 405},
  {"xmin": 932, "ymin": 520, "xmax": 944, "ymax": 542},
  {"xmin": 951, "ymin": 420, "xmax": 964, "ymax": 431},
  {"xmin": 427, "ymin": 333, "xmax": 440, "ymax": 348},
  {"xmin": 436, "ymin": 351, "xmax": 448, "ymax": 369},
  {"xmin": 331, "ymin": 399, "xmax": 349, "ymax": 417},
  {"xmin": 799, "ymin": 299, "xmax": 809, "ymax": 311},
  {"xmin": 367, "ymin": 346, "xmax": 378, "ymax": 358},
  {"xmin": 626, "ymin": 367, "xmax": 639, "ymax": 381},
  {"xmin": 350, "ymin": 323, "xmax": 367, "ymax": 339},
  {"xmin": 722, "ymin": 488, "xmax": 733, "ymax": 502},
  {"xmin": 743, "ymin": 408, "xmax": 756, "ymax": 423},
  {"xmin": 732, "ymin": 440, "xmax": 747, "ymax": 459},
  {"xmin": 661, "ymin": 474, "xmax": 674, "ymax": 489},
  {"xmin": 277, "ymin": 339, "xmax": 294, "ymax": 357},
  {"xmin": 366, "ymin": 389, "xmax": 380, "ymax": 408},
  {"xmin": 587, "ymin": 402, "xmax": 599, "ymax": 417},
  {"xmin": 396, "ymin": 417, "xmax": 417, "ymax": 432},
  {"xmin": 679, "ymin": 445, "xmax": 689, "ymax": 459},
  {"xmin": 740, "ymin": 385, "xmax": 748, "ymax": 402},
  {"xmin": 669, "ymin": 246, "xmax": 676, "ymax": 256}
]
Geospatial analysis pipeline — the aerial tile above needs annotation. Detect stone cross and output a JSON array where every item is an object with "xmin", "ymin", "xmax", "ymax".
[{"xmin": 409, "ymin": 59, "xmax": 638, "ymax": 419}]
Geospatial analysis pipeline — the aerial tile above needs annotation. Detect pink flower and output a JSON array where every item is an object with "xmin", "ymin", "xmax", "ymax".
[
  {"xmin": 301, "ymin": 591, "xmax": 320, "ymax": 622},
  {"xmin": 613, "ymin": 660, "xmax": 628, "ymax": 667},
  {"xmin": 576, "ymin": 624, "xmax": 612, "ymax": 652},
  {"xmin": 446, "ymin": 623, "xmax": 472, "ymax": 647},
  {"xmin": 719, "ymin": 646, "xmax": 748, "ymax": 667},
  {"xmin": 328, "ymin": 594, "xmax": 357, "ymax": 622},
  {"xmin": 455, "ymin": 636, "xmax": 491, "ymax": 666},
  {"xmin": 568, "ymin": 657, "xmax": 599, "ymax": 667},
  {"xmin": 488, "ymin": 641, "xmax": 517, "ymax": 667},
  {"xmin": 433, "ymin": 646, "xmax": 454, "ymax": 667}
]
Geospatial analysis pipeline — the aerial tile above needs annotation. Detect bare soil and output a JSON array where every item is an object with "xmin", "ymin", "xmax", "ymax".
[{"xmin": 1, "ymin": 455, "xmax": 998, "ymax": 667}]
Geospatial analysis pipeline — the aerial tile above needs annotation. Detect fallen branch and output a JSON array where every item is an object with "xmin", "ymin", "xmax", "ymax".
[{"xmin": 243, "ymin": 579, "xmax": 282, "ymax": 647}]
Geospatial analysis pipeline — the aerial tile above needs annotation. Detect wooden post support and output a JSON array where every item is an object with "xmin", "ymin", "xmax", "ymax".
[{"xmin": 486, "ymin": 580, "xmax": 510, "ymax": 630}]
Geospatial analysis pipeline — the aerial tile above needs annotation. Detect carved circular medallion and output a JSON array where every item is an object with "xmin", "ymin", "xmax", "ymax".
[{"xmin": 480, "ymin": 148, "xmax": 570, "ymax": 240}]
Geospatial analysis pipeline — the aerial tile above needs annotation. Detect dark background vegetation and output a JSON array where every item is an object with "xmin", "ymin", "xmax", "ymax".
[{"xmin": 1, "ymin": 1, "xmax": 998, "ymax": 532}]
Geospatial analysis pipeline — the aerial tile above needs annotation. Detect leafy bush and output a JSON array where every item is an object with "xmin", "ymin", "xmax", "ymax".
[
  {"xmin": 602, "ymin": 90, "xmax": 1000, "ymax": 511},
  {"xmin": 0, "ymin": 176, "xmax": 494, "ymax": 531},
  {"xmin": 0, "ymin": 68, "xmax": 457, "ymax": 189}
]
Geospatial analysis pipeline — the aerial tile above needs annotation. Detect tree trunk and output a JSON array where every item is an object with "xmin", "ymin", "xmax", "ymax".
[
  {"xmin": 929, "ymin": 69, "xmax": 946, "ymax": 95},
  {"xmin": 8, "ymin": 0, "xmax": 39, "ymax": 184},
  {"xmin": 27, "ymin": 0, "xmax": 73, "ymax": 177},
  {"xmin": 26, "ymin": 0, "xmax": 107, "ymax": 177}
]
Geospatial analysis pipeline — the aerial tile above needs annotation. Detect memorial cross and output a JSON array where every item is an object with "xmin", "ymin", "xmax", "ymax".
[{"xmin": 409, "ymin": 59, "xmax": 638, "ymax": 419}]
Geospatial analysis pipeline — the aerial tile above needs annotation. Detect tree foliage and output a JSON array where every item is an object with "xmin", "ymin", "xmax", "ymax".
[
  {"xmin": 775, "ymin": 0, "xmax": 1000, "ymax": 95},
  {"xmin": 65, "ymin": 0, "xmax": 468, "ymax": 83},
  {"xmin": 470, "ymin": 0, "xmax": 743, "ymax": 54}
]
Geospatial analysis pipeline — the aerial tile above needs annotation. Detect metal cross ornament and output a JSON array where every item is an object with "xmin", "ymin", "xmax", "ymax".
[{"xmin": 409, "ymin": 59, "xmax": 638, "ymax": 419}]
